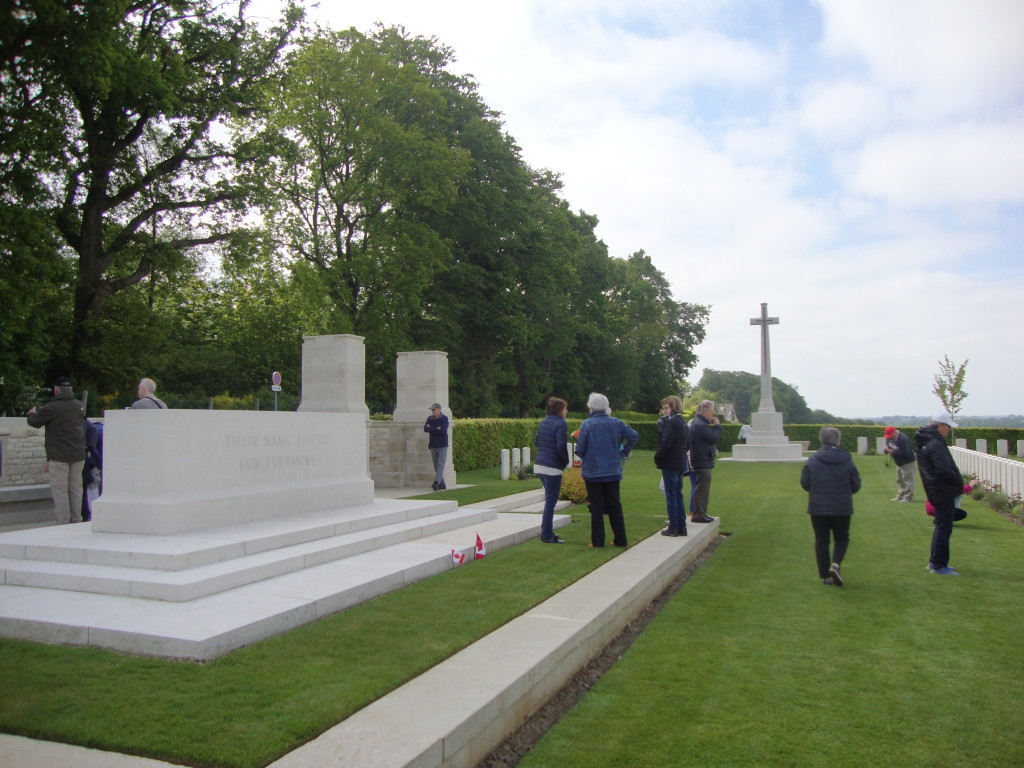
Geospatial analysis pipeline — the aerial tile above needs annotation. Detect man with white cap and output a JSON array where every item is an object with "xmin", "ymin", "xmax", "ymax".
[{"xmin": 913, "ymin": 411, "xmax": 963, "ymax": 575}]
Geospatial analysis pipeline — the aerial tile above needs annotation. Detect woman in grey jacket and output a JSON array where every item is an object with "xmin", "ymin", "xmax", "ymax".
[{"xmin": 800, "ymin": 427, "xmax": 861, "ymax": 586}]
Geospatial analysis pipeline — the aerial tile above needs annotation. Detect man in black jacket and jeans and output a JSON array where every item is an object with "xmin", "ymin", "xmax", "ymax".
[{"xmin": 914, "ymin": 411, "xmax": 964, "ymax": 575}]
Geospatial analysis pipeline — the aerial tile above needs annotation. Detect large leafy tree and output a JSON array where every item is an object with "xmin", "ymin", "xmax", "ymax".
[
  {"xmin": 1, "ymin": 0, "xmax": 301, "ymax": 389},
  {"xmin": 246, "ymin": 25, "xmax": 473, "ymax": 407}
]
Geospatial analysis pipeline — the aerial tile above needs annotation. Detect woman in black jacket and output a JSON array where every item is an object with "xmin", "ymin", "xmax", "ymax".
[
  {"xmin": 655, "ymin": 396, "xmax": 690, "ymax": 537},
  {"xmin": 800, "ymin": 427, "xmax": 861, "ymax": 586}
]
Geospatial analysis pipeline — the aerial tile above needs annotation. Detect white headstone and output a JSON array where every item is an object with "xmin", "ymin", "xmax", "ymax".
[
  {"xmin": 857, "ymin": 436, "xmax": 868, "ymax": 455},
  {"xmin": 976, "ymin": 439, "xmax": 988, "ymax": 454},
  {"xmin": 997, "ymin": 439, "xmax": 1009, "ymax": 457}
]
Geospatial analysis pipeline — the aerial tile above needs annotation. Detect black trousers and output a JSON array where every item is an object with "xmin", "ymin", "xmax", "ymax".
[
  {"xmin": 585, "ymin": 480, "xmax": 627, "ymax": 547},
  {"xmin": 810, "ymin": 515, "xmax": 851, "ymax": 579}
]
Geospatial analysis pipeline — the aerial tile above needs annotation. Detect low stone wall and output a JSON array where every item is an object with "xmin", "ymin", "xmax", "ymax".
[
  {"xmin": 368, "ymin": 421, "xmax": 454, "ymax": 489},
  {"xmin": 0, "ymin": 417, "xmax": 48, "ymax": 487}
]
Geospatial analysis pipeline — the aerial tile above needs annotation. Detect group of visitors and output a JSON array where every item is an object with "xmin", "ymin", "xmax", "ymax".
[
  {"xmin": 25, "ymin": 376, "xmax": 167, "ymax": 525},
  {"xmin": 530, "ymin": 393, "xmax": 724, "ymax": 548},
  {"xmin": 528, "ymin": 392, "xmax": 968, "ymax": 583},
  {"xmin": 801, "ymin": 410, "xmax": 967, "ymax": 586}
]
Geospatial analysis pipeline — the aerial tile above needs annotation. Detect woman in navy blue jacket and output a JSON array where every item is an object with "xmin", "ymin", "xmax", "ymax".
[
  {"xmin": 576, "ymin": 392, "xmax": 638, "ymax": 548},
  {"xmin": 534, "ymin": 397, "xmax": 569, "ymax": 544},
  {"xmin": 800, "ymin": 427, "xmax": 861, "ymax": 586}
]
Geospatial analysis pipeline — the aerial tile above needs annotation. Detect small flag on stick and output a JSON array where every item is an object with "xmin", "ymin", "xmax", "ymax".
[
  {"xmin": 451, "ymin": 549, "xmax": 466, "ymax": 567},
  {"xmin": 474, "ymin": 533, "xmax": 487, "ymax": 560}
]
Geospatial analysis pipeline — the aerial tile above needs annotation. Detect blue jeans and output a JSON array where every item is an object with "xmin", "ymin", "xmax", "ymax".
[
  {"xmin": 539, "ymin": 473, "xmax": 563, "ymax": 541},
  {"xmin": 430, "ymin": 447, "xmax": 447, "ymax": 486},
  {"xmin": 662, "ymin": 469, "xmax": 686, "ymax": 531}
]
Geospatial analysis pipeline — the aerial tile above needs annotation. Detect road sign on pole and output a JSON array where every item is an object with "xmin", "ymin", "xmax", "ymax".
[{"xmin": 271, "ymin": 371, "xmax": 282, "ymax": 410}]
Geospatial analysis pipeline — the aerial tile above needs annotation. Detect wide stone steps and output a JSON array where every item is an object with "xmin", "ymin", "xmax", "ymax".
[{"xmin": 0, "ymin": 500, "xmax": 495, "ymax": 601}]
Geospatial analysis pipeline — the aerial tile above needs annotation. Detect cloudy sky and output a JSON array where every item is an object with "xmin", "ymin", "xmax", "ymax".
[{"xmin": 250, "ymin": 0, "xmax": 1023, "ymax": 419}]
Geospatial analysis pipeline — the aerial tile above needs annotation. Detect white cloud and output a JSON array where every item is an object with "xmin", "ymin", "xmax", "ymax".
[
  {"xmin": 848, "ymin": 121, "xmax": 1024, "ymax": 208},
  {"xmin": 816, "ymin": 0, "xmax": 1024, "ymax": 119}
]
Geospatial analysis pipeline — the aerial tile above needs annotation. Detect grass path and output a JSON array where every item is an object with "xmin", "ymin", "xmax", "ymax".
[{"xmin": 0, "ymin": 456, "xmax": 1021, "ymax": 768}]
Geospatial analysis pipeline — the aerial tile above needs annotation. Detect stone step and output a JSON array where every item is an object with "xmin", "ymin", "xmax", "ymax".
[
  {"xmin": 0, "ymin": 511, "xmax": 566, "ymax": 659},
  {"xmin": 0, "ymin": 503, "xmax": 496, "ymax": 602},
  {"xmin": 0, "ymin": 497, "xmax": 460, "ymax": 570}
]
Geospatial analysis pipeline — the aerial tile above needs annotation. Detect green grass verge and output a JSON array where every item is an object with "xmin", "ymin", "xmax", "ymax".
[
  {"xmin": 1, "ymin": 455, "xmax": 1022, "ymax": 768},
  {"xmin": 0, "ymin": 459, "xmax": 667, "ymax": 767},
  {"xmin": 520, "ymin": 457, "xmax": 1024, "ymax": 768}
]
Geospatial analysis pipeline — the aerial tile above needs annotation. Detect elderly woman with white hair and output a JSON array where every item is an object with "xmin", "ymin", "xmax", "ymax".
[
  {"xmin": 800, "ymin": 427, "xmax": 861, "ymax": 586},
  {"xmin": 575, "ymin": 392, "xmax": 639, "ymax": 548}
]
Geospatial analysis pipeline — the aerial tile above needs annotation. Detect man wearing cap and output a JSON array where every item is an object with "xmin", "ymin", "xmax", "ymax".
[
  {"xmin": 27, "ymin": 377, "xmax": 87, "ymax": 524},
  {"xmin": 914, "ymin": 412, "xmax": 964, "ymax": 575},
  {"xmin": 883, "ymin": 426, "xmax": 915, "ymax": 502},
  {"xmin": 424, "ymin": 403, "xmax": 449, "ymax": 490}
]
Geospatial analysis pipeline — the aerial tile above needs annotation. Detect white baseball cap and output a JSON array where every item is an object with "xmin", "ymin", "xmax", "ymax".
[{"xmin": 932, "ymin": 411, "xmax": 959, "ymax": 428}]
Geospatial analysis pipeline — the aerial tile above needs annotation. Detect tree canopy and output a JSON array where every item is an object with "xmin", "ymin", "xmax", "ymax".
[{"xmin": 1, "ymin": 5, "xmax": 709, "ymax": 416}]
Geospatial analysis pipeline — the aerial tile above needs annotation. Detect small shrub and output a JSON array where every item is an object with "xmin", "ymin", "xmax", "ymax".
[
  {"xmin": 985, "ymin": 490, "xmax": 1012, "ymax": 513},
  {"xmin": 559, "ymin": 467, "xmax": 588, "ymax": 505},
  {"xmin": 970, "ymin": 485, "xmax": 988, "ymax": 500}
]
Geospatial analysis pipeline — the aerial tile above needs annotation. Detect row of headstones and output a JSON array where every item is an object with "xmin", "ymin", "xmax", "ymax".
[
  {"xmin": 864, "ymin": 437, "xmax": 1024, "ymax": 457},
  {"xmin": 500, "ymin": 445, "xmax": 580, "ymax": 480}
]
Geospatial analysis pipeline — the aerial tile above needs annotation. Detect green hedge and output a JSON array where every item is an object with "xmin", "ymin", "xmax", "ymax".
[
  {"xmin": 453, "ymin": 419, "xmax": 1024, "ymax": 470},
  {"xmin": 453, "ymin": 418, "xmax": 746, "ymax": 471}
]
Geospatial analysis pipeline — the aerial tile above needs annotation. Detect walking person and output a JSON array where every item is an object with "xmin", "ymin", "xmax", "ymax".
[
  {"xmin": 655, "ymin": 396, "xmax": 690, "ymax": 537},
  {"xmin": 688, "ymin": 400, "xmax": 722, "ymax": 523},
  {"xmin": 883, "ymin": 426, "xmax": 916, "ymax": 502},
  {"xmin": 576, "ymin": 393, "xmax": 638, "ymax": 548},
  {"xmin": 26, "ymin": 377, "xmax": 87, "ymax": 524},
  {"xmin": 915, "ymin": 412, "xmax": 965, "ymax": 575},
  {"xmin": 534, "ymin": 397, "xmax": 569, "ymax": 544},
  {"xmin": 424, "ymin": 403, "xmax": 449, "ymax": 490},
  {"xmin": 801, "ymin": 427, "xmax": 861, "ymax": 586}
]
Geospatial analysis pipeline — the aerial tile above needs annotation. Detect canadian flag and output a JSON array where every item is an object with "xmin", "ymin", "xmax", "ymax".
[
  {"xmin": 474, "ymin": 533, "xmax": 487, "ymax": 560},
  {"xmin": 451, "ymin": 549, "xmax": 466, "ymax": 567}
]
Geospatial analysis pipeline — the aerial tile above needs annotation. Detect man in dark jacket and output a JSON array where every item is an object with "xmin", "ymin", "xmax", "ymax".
[
  {"xmin": 801, "ymin": 427, "xmax": 861, "ymax": 586},
  {"xmin": 915, "ymin": 411, "xmax": 964, "ymax": 575},
  {"xmin": 424, "ymin": 403, "xmax": 449, "ymax": 490},
  {"xmin": 26, "ymin": 377, "xmax": 86, "ymax": 524},
  {"xmin": 655, "ymin": 395, "xmax": 690, "ymax": 537},
  {"xmin": 883, "ymin": 426, "xmax": 916, "ymax": 502},
  {"xmin": 688, "ymin": 400, "xmax": 722, "ymax": 524}
]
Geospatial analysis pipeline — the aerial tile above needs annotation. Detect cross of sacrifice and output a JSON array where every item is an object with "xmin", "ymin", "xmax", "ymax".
[{"xmin": 750, "ymin": 302, "xmax": 779, "ymax": 413}]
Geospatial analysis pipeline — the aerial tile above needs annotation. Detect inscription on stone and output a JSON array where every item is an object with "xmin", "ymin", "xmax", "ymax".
[{"xmin": 226, "ymin": 432, "xmax": 332, "ymax": 473}]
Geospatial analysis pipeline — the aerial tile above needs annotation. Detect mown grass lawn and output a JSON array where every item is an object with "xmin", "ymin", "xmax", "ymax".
[
  {"xmin": 0, "ymin": 454, "xmax": 1021, "ymax": 768},
  {"xmin": 520, "ymin": 456, "xmax": 1024, "ymax": 768}
]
